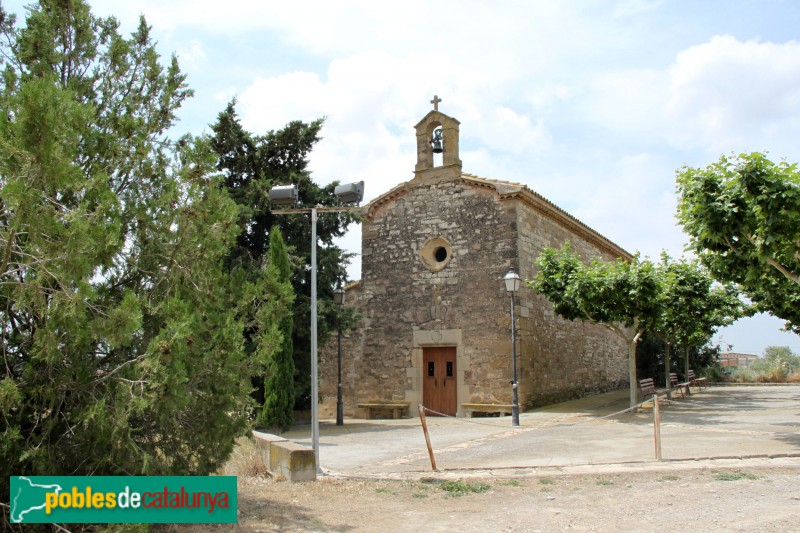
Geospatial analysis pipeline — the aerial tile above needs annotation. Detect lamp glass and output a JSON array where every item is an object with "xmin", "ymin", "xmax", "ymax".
[
  {"xmin": 333, "ymin": 286, "xmax": 345, "ymax": 305},
  {"xmin": 504, "ymin": 268, "xmax": 521, "ymax": 293}
]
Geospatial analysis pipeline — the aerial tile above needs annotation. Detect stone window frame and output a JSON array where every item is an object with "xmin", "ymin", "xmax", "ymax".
[{"xmin": 420, "ymin": 236, "xmax": 453, "ymax": 272}]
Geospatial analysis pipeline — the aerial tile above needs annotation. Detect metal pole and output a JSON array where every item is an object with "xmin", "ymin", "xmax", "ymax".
[
  {"xmin": 271, "ymin": 202, "xmax": 362, "ymax": 473},
  {"xmin": 510, "ymin": 292, "xmax": 520, "ymax": 427},
  {"xmin": 310, "ymin": 207, "xmax": 320, "ymax": 473},
  {"xmin": 336, "ymin": 327, "xmax": 343, "ymax": 426}
]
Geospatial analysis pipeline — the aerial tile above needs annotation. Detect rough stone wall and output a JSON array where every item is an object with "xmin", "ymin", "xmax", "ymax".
[
  {"xmin": 319, "ymin": 176, "xmax": 629, "ymax": 418},
  {"xmin": 515, "ymin": 202, "xmax": 629, "ymax": 407},
  {"xmin": 320, "ymin": 177, "xmax": 519, "ymax": 418}
]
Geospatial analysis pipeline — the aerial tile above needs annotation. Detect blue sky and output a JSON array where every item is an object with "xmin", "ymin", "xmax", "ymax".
[{"xmin": 6, "ymin": 0, "xmax": 800, "ymax": 355}]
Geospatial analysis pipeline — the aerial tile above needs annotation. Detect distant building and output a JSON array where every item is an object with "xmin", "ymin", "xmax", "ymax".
[{"xmin": 719, "ymin": 352, "xmax": 759, "ymax": 368}]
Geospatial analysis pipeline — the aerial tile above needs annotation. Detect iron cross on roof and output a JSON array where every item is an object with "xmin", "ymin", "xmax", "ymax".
[{"xmin": 430, "ymin": 95, "xmax": 442, "ymax": 112}]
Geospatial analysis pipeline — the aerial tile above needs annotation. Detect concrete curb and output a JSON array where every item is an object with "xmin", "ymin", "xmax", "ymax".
[{"xmin": 252, "ymin": 431, "xmax": 316, "ymax": 482}]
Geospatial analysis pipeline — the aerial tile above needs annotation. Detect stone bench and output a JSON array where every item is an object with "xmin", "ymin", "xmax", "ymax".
[
  {"xmin": 252, "ymin": 431, "xmax": 315, "ymax": 482},
  {"xmin": 461, "ymin": 403, "xmax": 514, "ymax": 418},
  {"xmin": 358, "ymin": 402, "xmax": 410, "ymax": 419}
]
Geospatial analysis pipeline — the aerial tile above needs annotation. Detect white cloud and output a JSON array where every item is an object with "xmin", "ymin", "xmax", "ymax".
[
  {"xmin": 583, "ymin": 68, "xmax": 668, "ymax": 139},
  {"xmin": 582, "ymin": 35, "xmax": 800, "ymax": 160},
  {"xmin": 569, "ymin": 152, "xmax": 682, "ymax": 258},
  {"xmin": 239, "ymin": 71, "xmax": 328, "ymax": 130},
  {"xmin": 665, "ymin": 36, "xmax": 800, "ymax": 155},
  {"xmin": 527, "ymin": 84, "xmax": 571, "ymax": 111},
  {"xmin": 175, "ymin": 39, "xmax": 207, "ymax": 71}
]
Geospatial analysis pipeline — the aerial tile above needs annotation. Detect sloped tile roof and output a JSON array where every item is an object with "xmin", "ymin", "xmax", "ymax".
[{"xmin": 363, "ymin": 172, "xmax": 632, "ymax": 260}]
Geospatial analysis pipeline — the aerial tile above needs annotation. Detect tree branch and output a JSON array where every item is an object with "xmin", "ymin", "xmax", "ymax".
[
  {"xmin": 91, "ymin": 353, "xmax": 148, "ymax": 385},
  {"xmin": 0, "ymin": 229, "xmax": 15, "ymax": 277},
  {"xmin": 764, "ymin": 256, "xmax": 800, "ymax": 285},
  {"xmin": 737, "ymin": 234, "xmax": 800, "ymax": 285},
  {"xmin": 581, "ymin": 309, "xmax": 633, "ymax": 342}
]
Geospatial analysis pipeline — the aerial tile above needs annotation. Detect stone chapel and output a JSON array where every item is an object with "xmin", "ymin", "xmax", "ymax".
[{"xmin": 319, "ymin": 100, "xmax": 631, "ymax": 419}]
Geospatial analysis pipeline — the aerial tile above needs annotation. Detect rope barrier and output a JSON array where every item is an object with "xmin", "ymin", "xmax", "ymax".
[
  {"xmin": 415, "ymin": 397, "xmax": 665, "ymax": 471},
  {"xmin": 420, "ymin": 406, "xmax": 528, "ymax": 429},
  {"xmin": 419, "ymin": 397, "xmax": 652, "ymax": 432}
]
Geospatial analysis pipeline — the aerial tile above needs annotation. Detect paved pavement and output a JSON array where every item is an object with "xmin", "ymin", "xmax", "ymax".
[{"xmin": 283, "ymin": 384, "xmax": 800, "ymax": 478}]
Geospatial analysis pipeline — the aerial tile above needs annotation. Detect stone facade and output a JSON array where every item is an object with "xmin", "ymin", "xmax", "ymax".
[{"xmin": 319, "ymin": 105, "xmax": 631, "ymax": 419}]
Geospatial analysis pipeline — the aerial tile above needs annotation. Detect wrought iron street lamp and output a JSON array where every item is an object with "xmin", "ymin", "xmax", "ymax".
[
  {"xmin": 333, "ymin": 284, "xmax": 345, "ymax": 426},
  {"xmin": 268, "ymin": 181, "xmax": 364, "ymax": 472},
  {"xmin": 504, "ymin": 267, "xmax": 521, "ymax": 427}
]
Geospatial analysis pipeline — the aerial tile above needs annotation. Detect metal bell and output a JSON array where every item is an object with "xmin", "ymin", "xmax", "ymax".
[{"xmin": 431, "ymin": 129, "xmax": 444, "ymax": 154}]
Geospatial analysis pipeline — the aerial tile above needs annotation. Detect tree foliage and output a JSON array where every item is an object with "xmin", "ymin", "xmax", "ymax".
[
  {"xmin": 636, "ymin": 333, "xmax": 723, "ymax": 384},
  {"xmin": 258, "ymin": 227, "xmax": 296, "ymax": 432},
  {"xmin": 676, "ymin": 152, "xmax": 800, "ymax": 332},
  {"xmin": 210, "ymin": 102, "xmax": 357, "ymax": 409},
  {"xmin": 653, "ymin": 254, "xmax": 747, "ymax": 387},
  {"xmin": 0, "ymin": 0, "xmax": 285, "ymax": 498},
  {"xmin": 750, "ymin": 345, "xmax": 800, "ymax": 376},
  {"xmin": 530, "ymin": 243, "xmax": 662, "ymax": 408}
]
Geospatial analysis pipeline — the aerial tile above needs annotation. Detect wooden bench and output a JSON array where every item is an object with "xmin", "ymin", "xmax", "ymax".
[
  {"xmin": 358, "ymin": 402, "xmax": 410, "ymax": 419},
  {"xmin": 461, "ymin": 403, "xmax": 514, "ymax": 418},
  {"xmin": 669, "ymin": 372, "xmax": 688, "ymax": 398},
  {"xmin": 688, "ymin": 369, "xmax": 707, "ymax": 391},
  {"xmin": 639, "ymin": 377, "xmax": 669, "ymax": 402}
]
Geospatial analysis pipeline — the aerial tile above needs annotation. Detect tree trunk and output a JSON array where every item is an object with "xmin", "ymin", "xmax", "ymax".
[
  {"xmin": 665, "ymin": 342, "xmax": 672, "ymax": 400},
  {"xmin": 629, "ymin": 339, "xmax": 638, "ymax": 409},
  {"xmin": 684, "ymin": 345, "xmax": 691, "ymax": 378}
]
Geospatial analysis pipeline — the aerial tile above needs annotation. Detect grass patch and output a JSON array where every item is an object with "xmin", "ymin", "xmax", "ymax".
[
  {"xmin": 658, "ymin": 475, "xmax": 680, "ymax": 482},
  {"xmin": 219, "ymin": 437, "xmax": 269, "ymax": 478},
  {"xmin": 98, "ymin": 526, "xmax": 149, "ymax": 533},
  {"xmin": 538, "ymin": 477, "xmax": 555, "ymax": 485},
  {"xmin": 439, "ymin": 480, "xmax": 491, "ymax": 496},
  {"xmin": 502, "ymin": 479, "xmax": 521, "ymax": 487},
  {"xmin": 412, "ymin": 492, "xmax": 427, "ymax": 499},
  {"xmin": 375, "ymin": 487, "xmax": 395, "ymax": 494},
  {"xmin": 714, "ymin": 471, "xmax": 761, "ymax": 481},
  {"xmin": 596, "ymin": 479, "xmax": 613, "ymax": 486}
]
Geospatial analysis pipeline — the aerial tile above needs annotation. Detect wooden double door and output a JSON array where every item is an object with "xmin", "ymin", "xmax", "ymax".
[{"xmin": 423, "ymin": 346, "xmax": 457, "ymax": 416}]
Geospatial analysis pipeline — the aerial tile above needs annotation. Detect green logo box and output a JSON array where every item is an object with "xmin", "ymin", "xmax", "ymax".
[{"xmin": 10, "ymin": 476, "xmax": 237, "ymax": 524}]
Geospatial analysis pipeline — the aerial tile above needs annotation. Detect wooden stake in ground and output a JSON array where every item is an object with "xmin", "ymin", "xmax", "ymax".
[
  {"xmin": 419, "ymin": 404, "xmax": 438, "ymax": 471},
  {"xmin": 653, "ymin": 394, "xmax": 662, "ymax": 461}
]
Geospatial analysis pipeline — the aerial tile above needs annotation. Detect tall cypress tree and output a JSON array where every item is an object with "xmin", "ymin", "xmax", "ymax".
[
  {"xmin": 0, "ymin": 1, "xmax": 287, "ymax": 502},
  {"xmin": 259, "ymin": 227, "xmax": 296, "ymax": 432},
  {"xmin": 210, "ymin": 102, "xmax": 356, "ymax": 409}
]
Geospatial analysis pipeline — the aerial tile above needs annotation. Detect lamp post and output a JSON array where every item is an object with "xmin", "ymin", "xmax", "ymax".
[
  {"xmin": 333, "ymin": 284, "xmax": 345, "ymax": 426},
  {"xmin": 268, "ymin": 181, "xmax": 364, "ymax": 472},
  {"xmin": 504, "ymin": 267, "xmax": 521, "ymax": 427}
]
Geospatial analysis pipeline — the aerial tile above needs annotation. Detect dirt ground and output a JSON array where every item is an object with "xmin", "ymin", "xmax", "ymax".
[{"xmin": 159, "ymin": 465, "xmax": 800, "ymax": 532}]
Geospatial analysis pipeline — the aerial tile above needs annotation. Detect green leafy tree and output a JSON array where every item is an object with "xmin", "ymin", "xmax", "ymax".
[
  {"xmin": 749, "ymin": 345, "xmax": 800, "ymax": 376},
  {"xmin": 636, "ymin": 334, "xmax": 724, "ymax": 384},
  {"xmin": 259, "ymin": 227, "xmax": 296, "ymax": 432},
  {"xmin": 210, "ymin": 102, "xmax": 356, "ymax": 409},
  {"xmin": 530, "ymin": 243, "xmax": 662, "ymax": 409},
  {"xmin": 676, "ymin": 152, "xmax": 800, "ymax": 332},
  {"xmin": 653, "ymin": 254, "xmax": 746, "ymax": 392},
  {"xmin": 0, "ymin": 0, "xmax": 284, "ymax": 503}
]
